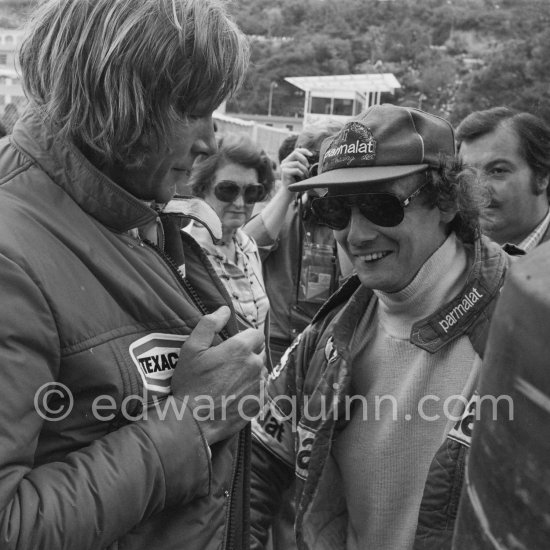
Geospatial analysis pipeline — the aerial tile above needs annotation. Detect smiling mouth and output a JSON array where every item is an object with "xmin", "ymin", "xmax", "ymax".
[{"xmin": 356, "ymin": 251, "xmax": 392, "ymax": 262}]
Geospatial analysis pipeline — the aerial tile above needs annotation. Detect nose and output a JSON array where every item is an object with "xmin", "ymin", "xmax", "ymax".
[
  {"xmin": 479, "ymin": 172, "xmax": 497, "ymax": 202},
  {"xmin": 192, "ymin": 116, "xmax": 217, "ymax": 157},
  {"xmin": 345, "ymin": 206, "xmax": 379, "ymax": 246},
  {"xmin": 232, "ymin": 191, "xmax": 246, "ymax": 208}
]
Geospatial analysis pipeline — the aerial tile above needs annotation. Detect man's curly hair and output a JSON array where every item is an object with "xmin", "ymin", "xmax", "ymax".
[{"xmin": 421, "ymin": 155, "xmax": 487, "ymax": 244}]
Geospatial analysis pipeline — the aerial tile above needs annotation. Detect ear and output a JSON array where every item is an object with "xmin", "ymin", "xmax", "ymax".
[
  {"xmin": 439, "ymin": 206, "xmax": 458, "ymax": 225},
  {"xmin": 536, "ymin": 173, "xmax": 550, "ymax": 195}
]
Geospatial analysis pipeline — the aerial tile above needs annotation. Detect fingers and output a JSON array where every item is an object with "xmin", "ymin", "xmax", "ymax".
[
  {"xmin": 282, "ymin": 147, "xmax": 312, "ymax": 164},
  {"xmin": 183, "ymin": 306, "xmax": 231, "ymax": 353},
  {"xmin": 225, "ymin": 327, "xmax": 265, "ymax": 355},
  {"xmin": 183, "ymin": 309, "xmax": 264, "ymax": 361},
  {"xmin": 281, "ymin": 148, "xmax": 317, "ymax": 185},
  {"xmin": 281, "ymin": 149, "xmax": 311, "ymax": 169}
]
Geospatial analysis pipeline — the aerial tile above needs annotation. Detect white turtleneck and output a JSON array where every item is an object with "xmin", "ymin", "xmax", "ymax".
[{"xmin": 332, "ymin": 233, "xmax": 478, "ymax": 550}]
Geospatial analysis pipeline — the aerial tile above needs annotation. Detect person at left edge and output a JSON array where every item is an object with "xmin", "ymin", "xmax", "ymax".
[{"xmin": 0, "ymin": 1, "xmax": 264, "ymax": 549}]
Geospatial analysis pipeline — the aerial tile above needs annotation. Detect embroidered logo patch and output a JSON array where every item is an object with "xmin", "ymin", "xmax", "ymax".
[
  {"xmin": 438, "ymin": 285, "xmax": 485, "ymax": 334},
  {"xmin": 447, "ymin": 393, "xmax": 478, "ymax": 448},
  {"xmin": 296, "ymin": 425, "xmax": 316, "ymax": 480},
  {"xmin": 129, "ymin": 333, "xmax": 188, "ymax": 395},
  {"xmin": 322, "ymin": 122, "xmax": 377, "ymax": 172},
  {"xmin": 252, "ymin": 398, "xmax": 295, "ymax": 468}
]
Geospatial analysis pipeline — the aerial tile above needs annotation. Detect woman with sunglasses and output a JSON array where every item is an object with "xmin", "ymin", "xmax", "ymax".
[{"xmin": 187, "ymin": 133, "xmax": 275, "ymax": 336}]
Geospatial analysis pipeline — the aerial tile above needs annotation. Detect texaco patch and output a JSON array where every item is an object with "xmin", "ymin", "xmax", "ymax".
[{"xmin": 129, "ymin": 333, "xmax": 188, "ymax": 395}]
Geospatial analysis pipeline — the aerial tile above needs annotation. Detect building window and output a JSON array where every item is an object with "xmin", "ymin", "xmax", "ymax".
[
  {"xmin": 333, "ymin": 98, "xmax": 353, "ymax": 116},
  {"xmin": 310, "ymin": 97, "xmax": 331, "ymax": 115},
  {"xmin": 0, "ymin": 54, "xmax": 7, "ymax": 65},
  {"xmin": 286, "ymin": 124, "xmax": 294, "ymax": 131}
]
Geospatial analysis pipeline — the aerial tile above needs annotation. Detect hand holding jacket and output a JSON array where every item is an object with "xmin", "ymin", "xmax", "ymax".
[{"xmin": 175, "ymin": 306, "xmax": 265, "ymax": 445}]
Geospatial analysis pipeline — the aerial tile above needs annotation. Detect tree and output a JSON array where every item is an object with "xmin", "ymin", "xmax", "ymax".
[
  {"xmin": 451, "ymin": 40, "xmax": 532, "ymax": 124},
  {"xmin": 222, "ymin": 0, "xmax": 550, "ymax": 123}
]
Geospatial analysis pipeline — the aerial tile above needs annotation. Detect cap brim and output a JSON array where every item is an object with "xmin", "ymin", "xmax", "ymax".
[{"xmin": 289, "ymin": 164, "xmax": 429, "ymax": 192}]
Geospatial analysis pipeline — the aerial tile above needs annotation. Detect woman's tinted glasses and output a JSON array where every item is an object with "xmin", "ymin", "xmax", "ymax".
[
  {"xmin": 311, "ymin": 183, "xmax": 426, "ymax": 230},
  {"xmin": 213, "ymin": 180, "xmax": 267, "ymax": 204}
]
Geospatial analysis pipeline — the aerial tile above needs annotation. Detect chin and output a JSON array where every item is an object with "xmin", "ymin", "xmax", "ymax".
[
  {"xmin": 480, "ymin": 211, "xmax": 502, "ymax": 226},
  {"xmin": 223, "ymin": 221, "xmax": 244, "ymax": 232},
  {"xmin": 481, "ymin": 219, "xmax": 506, "ymax": 238},
  {"xmin": 155, "ymin": 186, "xmax": 177, "ymax": 204},
  {"xmin": 356, "ymin": 271, "xmax": 384, "ymax": 290}
]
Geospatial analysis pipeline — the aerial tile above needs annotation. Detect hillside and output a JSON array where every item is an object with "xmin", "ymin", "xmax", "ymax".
[
  {"xmin": 0, "ymin": 0, "xmax": 32, "ymax": 28},
  {"xmin": 1, "ymin": 0, "xmax": 549, "ymax": 124},
  {"xmin": 226, "ymin": 0, "xmax": 550, "ymax": 124}
]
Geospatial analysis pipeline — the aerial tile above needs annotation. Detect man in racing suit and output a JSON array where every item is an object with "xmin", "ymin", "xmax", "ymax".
[{"xmin": 250, "ymin": 104, "xmax": 514, "ymax": 550}]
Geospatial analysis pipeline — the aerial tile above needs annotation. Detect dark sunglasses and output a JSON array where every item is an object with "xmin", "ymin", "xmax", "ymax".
[
  {"xmin": 311, "ymin": 182, "xmax": 426, "ymax": 230},
  {"xmin": 213, "ymin": 180, "xmax": 267, "ymax": 204}
]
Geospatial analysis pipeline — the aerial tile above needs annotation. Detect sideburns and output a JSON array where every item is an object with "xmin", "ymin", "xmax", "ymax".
[{"xmin": 531, "ymin": 173, "xmax": 550, "ymax": 196}]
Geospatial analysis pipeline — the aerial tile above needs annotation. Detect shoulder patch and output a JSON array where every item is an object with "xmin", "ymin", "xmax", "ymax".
[
  {"xmin": 437, "ymin": 285, "xmax": 485, "ymax": 335},
  {"xmin": 129, "ymin": 333, "xmax": 188, "ymax": 396}
]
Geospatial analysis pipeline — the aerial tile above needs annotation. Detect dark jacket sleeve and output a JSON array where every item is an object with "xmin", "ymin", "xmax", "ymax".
[
  {"xmin": 250, "ymin": 438, "xmax": 294, "ymax": 550},
  {"xmin": 0, "ymin": 255, "xmax": 211, "ymax": 550},
  {"xmin": 249, "ymin": 334, "xmax": 306, "ymax": 550},
  {"xmin": 414, "ymin": 439, "xmax": 468, "ymax": 549},
  {"xmin": 414, "ymin": 394, "xmax": 477, "ymax": 550}
]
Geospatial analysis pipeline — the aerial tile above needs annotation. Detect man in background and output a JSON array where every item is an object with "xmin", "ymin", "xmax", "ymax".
[
  {"xmin": 457, "ymin": 106, "xmax": 550, "ymax": 253},
  {"xmin": 245, "ymin": 120, "xmax": 350, "ymax": 365}
]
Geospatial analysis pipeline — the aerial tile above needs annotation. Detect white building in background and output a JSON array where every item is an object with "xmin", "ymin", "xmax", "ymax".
[
  {"xmin": 285, "ymin": 73, "xmax": 401, "ymax": 126},
  {"xmin": 0, "ymin": 28, "xmax": 26, "ymax": 131},
  {"xmin": 221, "ymin": 73, "xmax": 401, "ymax": 166},
  {"xmin": 0, "ymin": 31, "xmax": 402, "ymax": 163}
]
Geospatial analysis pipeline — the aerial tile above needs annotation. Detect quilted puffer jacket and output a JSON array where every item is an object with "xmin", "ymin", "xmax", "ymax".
[
  {"xmin": 250, "ymin": 235, "xmax": 512, "ymax": 550},
  {"xmin": 0, "ymin": 107, "xmax": 250, "ymax": 550}
]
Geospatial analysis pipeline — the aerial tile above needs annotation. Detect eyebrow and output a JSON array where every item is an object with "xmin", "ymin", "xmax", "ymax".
[
  {"xmin": 460, "ymin": 151, "xmax": 514, "ymax": 165},
  {"xmin": 464, "ymin": 158, "xmax": 515, "ymax": 170}
]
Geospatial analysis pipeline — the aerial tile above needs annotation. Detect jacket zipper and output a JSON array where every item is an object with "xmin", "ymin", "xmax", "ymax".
[
  {"xmin": 223, "ymin": 426, "xmax": 250, "ymax": 550},
  {"xmin": 140, "ymin": 234, "xmax": 242, "ymax": 547},
  {"xmin": 142, "ymin": 237, "xmax": 231, "ymax": 340}
]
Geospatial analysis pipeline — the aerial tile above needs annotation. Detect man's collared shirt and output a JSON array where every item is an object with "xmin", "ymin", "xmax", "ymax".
[{"xmin": 516, "ymin": 208, "xmax": 550, "ymax": 253}]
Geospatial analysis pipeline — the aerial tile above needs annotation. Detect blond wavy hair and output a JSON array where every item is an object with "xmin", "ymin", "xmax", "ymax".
[{"xmin": 20, "ymin": 0, "xmax": 249, "ymax": 167}]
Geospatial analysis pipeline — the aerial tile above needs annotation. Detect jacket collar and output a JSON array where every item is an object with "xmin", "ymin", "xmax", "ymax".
[
  {"xmin": 411, "ymin": 235, "xmax": 507, "ymax": 353},
  {"xmin": 12, "ymin": 107, "xmax": 156, "ymax": 232},
  {"xmin": 317, "ymin": 234, "xmax": 508, "ymax": 355}
]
